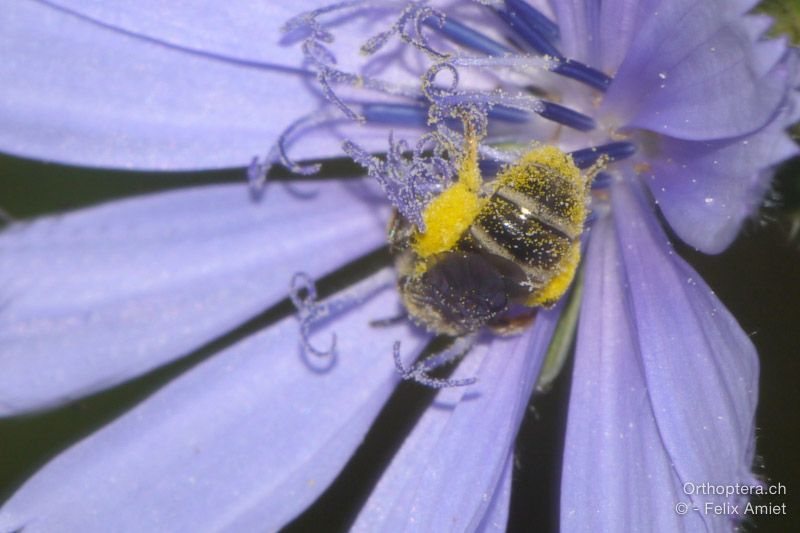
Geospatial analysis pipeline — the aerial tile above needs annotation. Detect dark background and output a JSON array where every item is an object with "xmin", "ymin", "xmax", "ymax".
[{"xmin": 0, "ymin": 151, "xmax": 798, "ymax": 532}]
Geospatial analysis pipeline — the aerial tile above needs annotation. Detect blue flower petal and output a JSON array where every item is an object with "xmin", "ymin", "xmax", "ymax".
[
  {"xmin": 547, "ymin": 0, "xmax": 600, "ymax": 66},
  {"xmin": 594, "ymin": 0, "xmax": 660, "ymax": 74},
  {"xmin": 614, "ymin": 182, "xmax": 759, "ymax": 502},
  {"xmin": 0, "ymin": 180, "xmax": 388, "ymax": 415},
  {"xmin": 646, "ymin": 114, "xmax": 799, "ymax": 253},
  {"xmin": 0, "ymin": 0, "xmax": 379, "ymax": 169},
  {"xmin": 476, "ymin": 455, "xmax": 513, "ymax": 533},
  {"xmin": 603, "ymin": 0, "xmax": 790, "ymax": 140},
  {"xmin": 45, "ymin": 0, "xmax": 322, "ymax": 66},
  {"xmin": 562, "ymin": 215, "xmax": 699, "ymax": 531},
  {"xmin": 562, "ymin": 181, "xmax": 760, "ymax": 531},
  {"xmin": 352, "ymin": 309, "xmax": 559, "ymax": 532},
  {"xmin": 0, "ymin": 272, "xmax": 423, "ymax": 532}
]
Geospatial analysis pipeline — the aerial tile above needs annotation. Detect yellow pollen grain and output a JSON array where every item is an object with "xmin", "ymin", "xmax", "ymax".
[
  {"xmin": 505, "ymin": 145, "xmax": 581, "ymax": 188},
  {"xmin": 412, "ymin": 129, "xmax": 484, "ymax": 262},
  {"xmin": 499, "ymin": 145, "xmax": 586, "ymax": 227},
  {"xmin": 526, "ymin": 241, "xmax": 581, "ymax": 307}
]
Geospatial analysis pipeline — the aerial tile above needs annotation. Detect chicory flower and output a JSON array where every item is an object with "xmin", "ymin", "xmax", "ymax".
[{"xmin": 0, "ymin": 0, "xmax": 797, "ymax": 531}]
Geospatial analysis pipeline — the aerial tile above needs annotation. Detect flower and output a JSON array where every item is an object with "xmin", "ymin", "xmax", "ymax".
[{"xmin": 0, "ymin": 1, "xmax": 797, "ymax": 532}]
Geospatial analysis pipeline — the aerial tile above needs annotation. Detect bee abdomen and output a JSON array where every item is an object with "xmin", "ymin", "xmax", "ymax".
[
  {"xmin": 495, "ymin": 185, "xmax": 582, "ymax": 240},
  {"xmin": 467, "ymin": 192, "xmax": 576, "ymax": 274}
]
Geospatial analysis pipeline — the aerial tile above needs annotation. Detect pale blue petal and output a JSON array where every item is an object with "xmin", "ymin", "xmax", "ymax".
[
  {"xmin": 0, "ymin": 271, "xmax": 424, "ymax": 532},
  {"xmin": 614, "ymin": 184, "xmax": 760, "ymax": 485},
  {"xmin": 476, "ymin": 456, "xmax": 513, "ymax": 533},
  {"xmin": 561, "ymin": 215, "xmax": 699, "ymax": 532},
  {"xmin": 602, "ymin": 0, "xmax": 790, "ymax": 140},
  {"xmin": 614, "ymin": 181, "xmax": 760, "ymax": 488},
  {"xmin": 563, "ymin": 183, "xmax": 760, "ymax": 530},
  {"xmin": 0, "ymin": 0, "xmax": 384, "ymax": 169},
  {"xmin": 571, "ymin": 181, "xmax": 759, "ymax": 531},
  {"xmin": 552, "ymin": 0, "xmax": 767, "ymax": 74},
  {"xmin": 352, "ymin": 309, "xmax": 559, "ymax": 532},
  {"xmin": 596, "ymin": 0, "xmax": 660, "ymax": 72},
  {"xmin": 646, "ymin": 118, "xmax": 799, "ymax": 253},
  {"xmin": 0, "ymin": 180, "xmax": 388, "ymax": 415},
  {"xmin": 549, "ymin": 0, "xmax": 658, "ymax": 70},
  {"xmin": 547, "ymin": 0, "xmax": 595, "ymax": 65},
  {"xmin": 45, "ymin": 0, "xmax": 326, "ymax": 66}
]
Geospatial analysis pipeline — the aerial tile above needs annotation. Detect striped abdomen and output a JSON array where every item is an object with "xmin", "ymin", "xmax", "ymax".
[{"xmin": 459, "ymin": 162, "xmax": 586, "ymax": 303}]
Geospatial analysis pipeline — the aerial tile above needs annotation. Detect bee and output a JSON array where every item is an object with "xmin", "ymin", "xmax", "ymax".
[{"xmin": 390, "ymin": 124, "xmax": 592, "ymax": 337}]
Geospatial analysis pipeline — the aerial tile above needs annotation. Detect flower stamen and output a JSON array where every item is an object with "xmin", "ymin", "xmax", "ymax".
[
  {"xmin": 422, "ymin": 13, "xmax": 512, "ymax": 57},
  {"xmin": 289, "ymin": 269, "xmax": 397, "ymax": 358},
  {"xmin": 290, "ymin": 272, "xmax": 338, "ymax": 357},
  {"xmin": 250, "ymin": 111, "xmax": 343, "ymax": 190},
  {"xmin": 570, "ymin": 141, "xmax": 637, "ymax": 169},
  {"xmin": 422, "ymin": 61, "xmax": 597, "ymax": 131},
  {"xmin": 362, "ymin": 1, "xmax": 450, "ymax": 59},
  {"xmin": 392, "ymin": 337, "xmax": 478, "ymax": 388},
  {"xmin": 421, "ymin": 8, "xmax": 610, "ymax": 92},
  {"xmin": 344, "ymin": 131, "xmax": 457, "ymax": 228},
  {"xmin": 494, "ymin": 3, "xmax": 560, "ymax": 57}
]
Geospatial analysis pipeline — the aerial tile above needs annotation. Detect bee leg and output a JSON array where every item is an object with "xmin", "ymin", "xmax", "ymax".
[
  {"xmin": 392, "ymin": 336, "xmax": 478, "ymax": 389},
  {"xmin": 386, "ymin": 209, "xmax": 414, "ymax": 252},
  {"xmin": 583, "ymin": 154, "xmax": 610, "ymax": 190},
  {"xmin": 369, "ymin": 311, "xmax": 408, "ymax": 328},
  {"xmin": 488, "ymin": 309, "xmax": 538, "ymax": 336}
]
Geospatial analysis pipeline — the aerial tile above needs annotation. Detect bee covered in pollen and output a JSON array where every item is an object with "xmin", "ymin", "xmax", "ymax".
[{"xmin": 389, "ymin": 118, "xmax": 593, "ymax": 338}]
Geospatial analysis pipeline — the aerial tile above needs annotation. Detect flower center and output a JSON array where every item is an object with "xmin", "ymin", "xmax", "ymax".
[{"xmin": 276, "ymin": 0, "xmax": 643, "ymax": 387}]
